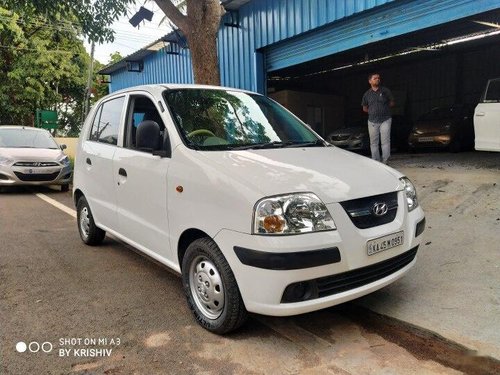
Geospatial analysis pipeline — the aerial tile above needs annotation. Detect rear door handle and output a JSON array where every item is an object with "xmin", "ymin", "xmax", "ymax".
[
  {"xmin": 475, "ymin": 112, "xmax": 485, "ymax": 116},
  {"xmin": 86, "ymin": 158, "xmax": 92, "ymax": 165},
  {"xmin": 118, "ymin": 168, "xmax": 127, "ymax": 177}
]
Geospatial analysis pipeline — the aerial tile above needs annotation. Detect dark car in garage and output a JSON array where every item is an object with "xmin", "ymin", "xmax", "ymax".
[
  {"xmin": 328, "ymin": 115, "xmax": 412, "ymax": 154},
  {"xmin": 408, "ymin": 105, "xmax": 474, "ymax": 152}
]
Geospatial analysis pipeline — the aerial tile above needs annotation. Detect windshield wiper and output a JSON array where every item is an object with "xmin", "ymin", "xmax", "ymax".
[
  {"xmin": 232, "ymin": 141, "xmax": 293, "ymax": 150},
  {"xmin": 283, "ymin": 139, "xmax": 326, "ymax": 148}
]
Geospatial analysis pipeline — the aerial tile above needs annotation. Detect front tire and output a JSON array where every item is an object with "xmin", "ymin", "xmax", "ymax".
[
  {"xmin": 77, "ymin": 196, "xmax": 105, "ymax": 245},
  {"xmin": 182, "ymin": 238, "xmax": 247, "ymax": 334}
]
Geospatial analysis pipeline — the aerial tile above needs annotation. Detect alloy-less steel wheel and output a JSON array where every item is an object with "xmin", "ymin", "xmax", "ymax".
[
  {"xmin": 77, "ymin": 196, "xmax": 105, "ymax": 246},
  {"xmin": 182, "ymin": 238, "xmax": 247, "ymax": 334}
]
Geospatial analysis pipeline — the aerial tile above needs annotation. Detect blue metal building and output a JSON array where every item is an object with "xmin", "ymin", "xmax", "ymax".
[{"xmin": 100, "ymin": 0, "xmax": 500, "ymax": 136}]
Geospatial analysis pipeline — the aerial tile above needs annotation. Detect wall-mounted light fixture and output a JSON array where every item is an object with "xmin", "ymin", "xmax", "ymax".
[
  {"xmin": 224, "ymin": 10, "xmax": 240, "ymax": 28},
  {"xmin": 126, "ymin": 61, "xmax": 144, "ymax": 72}
]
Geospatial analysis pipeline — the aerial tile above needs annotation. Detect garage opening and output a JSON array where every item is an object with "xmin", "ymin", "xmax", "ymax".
[{"xmin": 266, "ymin": 10, "xmax": 500, "ymax": 153}]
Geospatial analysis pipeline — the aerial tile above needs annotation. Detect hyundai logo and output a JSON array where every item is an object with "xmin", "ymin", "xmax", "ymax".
[{"xmin": 372, "ymin": 202, "xmax": 388, "ymax": 216}]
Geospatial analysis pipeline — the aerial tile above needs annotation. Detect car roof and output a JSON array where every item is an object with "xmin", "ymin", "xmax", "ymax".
[
  {"xmin": 109, "ymin": 84, "xmax": 257, "ymax": 97},
  {"xmin": 0, "ymin": 126, "xmax": 48, "ymax": 132}
]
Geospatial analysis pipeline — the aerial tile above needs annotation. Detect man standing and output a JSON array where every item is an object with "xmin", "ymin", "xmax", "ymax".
[{"xmin": 361, "ymin": 73, "xmax": 395, "ymax": 163}]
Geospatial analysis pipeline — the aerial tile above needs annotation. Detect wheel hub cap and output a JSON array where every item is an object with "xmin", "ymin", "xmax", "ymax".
[
  {"xmin": 189, "ymin": 256, "xmax": 224, "ymax": 319},
  {"xmin": 80, "ymin": 207, "xmax": 90, "ymax": 239}
]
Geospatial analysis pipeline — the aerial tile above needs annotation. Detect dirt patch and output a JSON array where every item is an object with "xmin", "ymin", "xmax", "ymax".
[{"xmin": 341, "ymin": 305, "xmax": 500, "ymax": 375}]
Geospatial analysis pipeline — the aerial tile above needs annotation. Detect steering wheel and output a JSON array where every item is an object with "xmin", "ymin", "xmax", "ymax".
[{"xmin": 187, "ymin": 129, "xmax": 215, "ymax": 139}]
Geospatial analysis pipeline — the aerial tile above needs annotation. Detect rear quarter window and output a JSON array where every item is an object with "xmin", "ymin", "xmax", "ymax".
[
  {"xmin": 89, "ymin": 96, "xmax": 125, "ymax": 145},
  {"xmin": 483, "ymin": 79, "xmax": 500, "ymax": 103}
]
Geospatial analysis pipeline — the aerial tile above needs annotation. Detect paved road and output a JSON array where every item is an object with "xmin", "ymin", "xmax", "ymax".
[{"xmin": 0, "ymin": 185, "xmax": 465, "ymax": 375}]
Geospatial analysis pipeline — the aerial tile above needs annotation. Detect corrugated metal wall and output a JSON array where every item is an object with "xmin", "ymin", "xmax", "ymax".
[
  {"xmin": 109, "ymin": 0, "xmax": 499, "ymax": 94},
  {"xmin": 112, "ymin": 0, "xmax": 393, "ymax": 91},
  {"xmin": 218, "ymin": 0, "xmax": 394, "ymax": 91},
  {"xmin": 110, "ymin": 47, "xmax": 194, "ymax": 92}
]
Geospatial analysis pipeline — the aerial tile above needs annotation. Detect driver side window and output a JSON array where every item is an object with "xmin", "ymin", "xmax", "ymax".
[{"xmin": 124, "ymin": 95, "xmax": 166, "ymax": 151}]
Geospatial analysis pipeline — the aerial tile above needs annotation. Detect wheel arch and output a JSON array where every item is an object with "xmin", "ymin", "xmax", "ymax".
[
  {"xmin": 73, "ymin": 188, "xmax": 84, "ymax": 207},
  {"xmin": 177, "ymin": 228, "xmax": 211, "ymax": 270}
]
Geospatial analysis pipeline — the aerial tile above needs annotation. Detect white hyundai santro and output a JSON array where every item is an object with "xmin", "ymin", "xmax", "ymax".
[{"xmin": 74, "ymin": 84, "xmax": 425, "ymax": 333}]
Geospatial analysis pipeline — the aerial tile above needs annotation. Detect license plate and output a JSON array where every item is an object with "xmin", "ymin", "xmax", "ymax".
[
  {"xmin": 24, "ymin": 168, "xmax": 45, "ymax": 174},
  {"xmin": 367, "ymin": 231, "xmax": 404, "ymax": 256},
  {"xmin": 418, "ymin": 137, "xmax": 434, "ymax": 142}
]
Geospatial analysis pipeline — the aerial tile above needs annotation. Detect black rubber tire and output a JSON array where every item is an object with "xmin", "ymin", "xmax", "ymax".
[
  {"xmin": 449, "ymin": 137, "xmax": 461, "ymax": 153},
  {"xmin": 76, "ymin": 196, "xmax": 106, "ymax": 246},
  {"xmin": 61, "ymin": 184, "xmax": 69, "ymax": 192},
  {"xmin": 182, "ymin": 237, "xmax": 247, "ymax": 334}
]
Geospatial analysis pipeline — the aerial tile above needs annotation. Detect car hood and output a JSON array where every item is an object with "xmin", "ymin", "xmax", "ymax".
[
  {"xmin": 198, "ymin": 146, "xmax": 403, "ymax": 204},
  {"xmin": 413, "ymin": 120, "xmax": 453, "ymax": 133},
  {"xmin": 331, "ymin": 126, "xmax": 367, "ymax": 136},
  {"xmin": 0, "ymin": 147, "xmax": 64, "ymax": 161}
]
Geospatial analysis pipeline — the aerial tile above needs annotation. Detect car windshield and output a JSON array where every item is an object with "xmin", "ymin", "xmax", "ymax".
[
  {"xmin": 418, "ymin": 107, "xmax": 461, "ymax": 121},
  {"xmin": 163, "ymin": 88, "xmax": 322, "ymax": 150},
  {"xmin": 0, "ymin": 128, "xmax": 59, "ymax": 149}
]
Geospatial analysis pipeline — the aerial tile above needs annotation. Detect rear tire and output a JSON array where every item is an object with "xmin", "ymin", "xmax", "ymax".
[
  {"xmin": 182, "ymin": 237, "xmax": 247, "ymax": 334},
  {"xmin": 77, "ymin": 196, "xmax": 105, "ymax": 245},
  {"xmin": 449, "ymin": 137, "xmax": 461, "ymax": 153}
]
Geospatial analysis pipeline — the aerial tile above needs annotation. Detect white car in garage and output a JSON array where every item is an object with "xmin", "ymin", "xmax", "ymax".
[
  {"xmin": 474, "ymin": 77, "xmax": 500, "ymax": 152},
  {"xmin": 74, "ymin": 84, "xmax": 425, "ymax": 333}
]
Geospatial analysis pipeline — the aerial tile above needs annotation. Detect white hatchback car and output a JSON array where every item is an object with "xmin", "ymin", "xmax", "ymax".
[
  {"xmin": 74, "ymin": 85, "xmax": 425, "ymax": 333},
  {"xmin": 0, "ymin": 126, "xmax": 72, "ymax": 191}
]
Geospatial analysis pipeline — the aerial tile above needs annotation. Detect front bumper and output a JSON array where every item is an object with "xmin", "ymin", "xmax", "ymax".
[
  {"xmin": 213, "ymin": 193, "xmax": 425, "ymax": 316},
  {"xmin": 408, "ymin": 133, "xmax": 451, "ymax": 148},
  {"xmin": 0, "ymin": 164, "xmax": 72, "ymax": 186}
]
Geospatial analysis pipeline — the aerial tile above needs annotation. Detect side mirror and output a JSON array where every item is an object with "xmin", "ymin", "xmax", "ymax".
[{"xmin": 60, "ymin": 144, "xmax": 67, "ymax": 150}]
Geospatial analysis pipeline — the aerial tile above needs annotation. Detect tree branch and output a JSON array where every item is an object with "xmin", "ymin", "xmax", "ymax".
[{"xmin": 154, "ymin": 0, "xmax": 189, "ymax": 33}]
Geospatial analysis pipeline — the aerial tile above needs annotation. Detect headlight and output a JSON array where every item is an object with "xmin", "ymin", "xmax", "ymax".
[
  {"xmin": 59, "ymin": 156, "xmax": 70, "ymax": 166},
  {"xmin": 0, "ymin": 156, "xmax": 13, "ymax": 166},
  {"xmin": 253, "ymin": 193, "xmax": 336, "ymax": 235},
  {"xmin": 400, "ymin": 177, "xmax": 418, "ymax": 211}
]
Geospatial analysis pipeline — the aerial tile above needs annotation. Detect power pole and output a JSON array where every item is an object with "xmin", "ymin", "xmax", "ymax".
[{"xmin": 83, "ymin": 41, "xmax": 95, "ymax": 122}]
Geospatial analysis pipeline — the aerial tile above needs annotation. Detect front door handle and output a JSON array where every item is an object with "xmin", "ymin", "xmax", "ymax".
[
  {"xmin": 118, "ymin": 168, "xmax": 127, "ymax": 177},
  {"xmin": 475, "ymin": 112, "xmax": 485, "ymax": 116}
]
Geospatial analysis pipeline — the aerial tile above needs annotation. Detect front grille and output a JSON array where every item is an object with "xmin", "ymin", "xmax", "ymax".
[
  {"xmin": 331, "ymin": 135, "xmax": 350, "ymax": 141},
  {"xmin": 281, "ymin": 247, "xmax": 418, "ymax": 303},
  {"xmin": 340, "ymin": 192, "xmax": 398, "ymax": 229},
  {"xmin": 14, "ymin": 171, "xmax": 60, "ymax": 182},
  {"xmin": 316, "ymin": 247, "xmax": 418, "ymax": 298},
  {"xmin": 13, "ymin": 161, "xmax": 59, "ymax": 167}
]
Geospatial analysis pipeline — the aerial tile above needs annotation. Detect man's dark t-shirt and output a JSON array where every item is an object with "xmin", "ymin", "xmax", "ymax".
[{"xmin": 361, "ymin": 87, "xmax": 394, "ymax": 123}]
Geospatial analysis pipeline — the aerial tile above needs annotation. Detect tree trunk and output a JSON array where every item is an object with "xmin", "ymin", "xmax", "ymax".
[
  {"xmin": 155, "ymin": 0, "xmax": 224, "ymax": 86},
  {"xmin": 185, "ymin": 0, "xmax": 222, "ymax": 85}
]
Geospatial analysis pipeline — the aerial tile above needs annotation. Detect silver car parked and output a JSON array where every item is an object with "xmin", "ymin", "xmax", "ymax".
[{"xmin": 0, "ymin": 126, "xmax": 72, "ymax": 191}]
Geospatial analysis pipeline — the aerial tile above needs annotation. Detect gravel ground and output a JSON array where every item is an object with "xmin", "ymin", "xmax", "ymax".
[{"xmin": 389, "ymin": 151, "xmax": 500, "ymax": 170}]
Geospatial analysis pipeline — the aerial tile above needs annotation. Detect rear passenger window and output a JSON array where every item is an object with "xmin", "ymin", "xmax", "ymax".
[{"xmin": 89, "ymin": 96, "xmax": 125, "ymax": 145}]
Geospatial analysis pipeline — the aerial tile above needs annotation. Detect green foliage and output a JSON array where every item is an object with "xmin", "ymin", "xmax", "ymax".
[
  {"xmin": 1, "ymin": 0, "xmax": 135, "ymax": 43},
  {"xmin": 0, "ymin": 6, "xmax": 89, "ymax": 134}
]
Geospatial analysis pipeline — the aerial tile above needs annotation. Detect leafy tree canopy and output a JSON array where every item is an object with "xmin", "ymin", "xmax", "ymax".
[
  {"xmin": 0, "ymin": 5, "xmax": 89, "ymax": 133},
  {"xmin": 1, "ymin": 0, "xmax": 134, "ymax": 43}
]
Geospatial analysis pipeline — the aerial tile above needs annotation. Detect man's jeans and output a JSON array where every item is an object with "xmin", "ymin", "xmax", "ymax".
[{"xmin": 368, "ymin": 118, "xmax": 392, "ymax": 163}]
